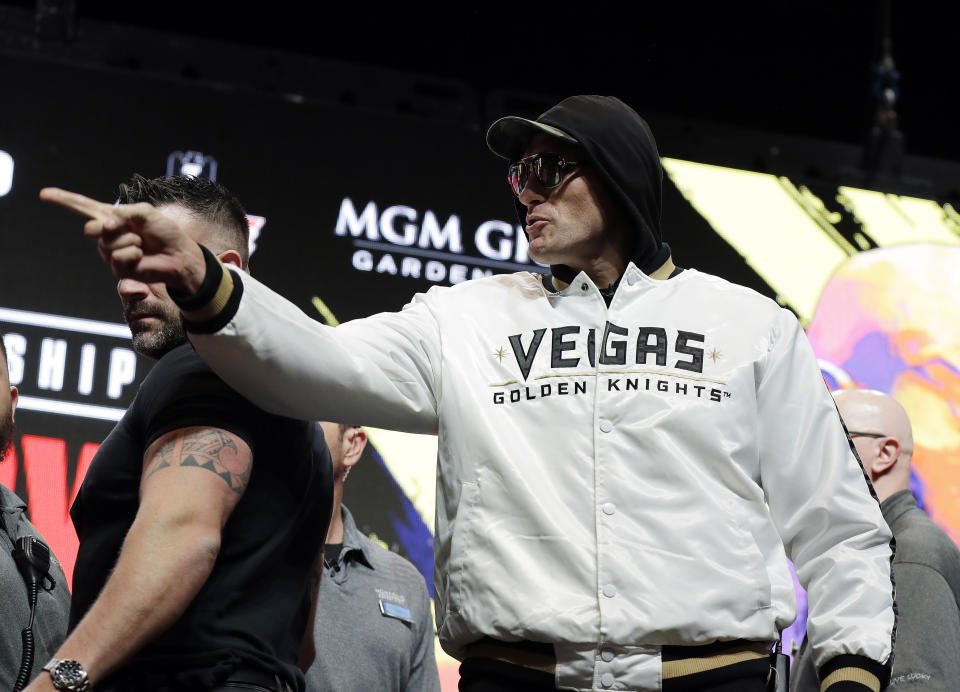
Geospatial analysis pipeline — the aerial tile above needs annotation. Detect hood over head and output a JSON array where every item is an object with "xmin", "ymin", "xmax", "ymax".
[{"xmin": 486, "ymin": 95, "xmax": 668, "ymax": 284}]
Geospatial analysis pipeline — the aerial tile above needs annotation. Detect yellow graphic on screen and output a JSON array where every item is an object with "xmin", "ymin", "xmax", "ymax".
[
  {"xmin": 662, "ymin": 158, "xmax": 960, "ymax": 323},
  {"xmin": 661, "ymin": 159, "xmax": 853, "ymax": 323},
  {"xmin": 837, "ymin": 188, "xmax": 960, "ymax": 247}
]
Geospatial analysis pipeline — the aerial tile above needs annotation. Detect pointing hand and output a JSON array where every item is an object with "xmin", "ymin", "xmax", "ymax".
[{"xmin": 39, "ymin": 187, "xmax": 207, "ymax": 295}]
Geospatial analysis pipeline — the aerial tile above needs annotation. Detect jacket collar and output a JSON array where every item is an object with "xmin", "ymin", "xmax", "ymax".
[
  {"xmin": 333, "ymin": 504, "xmax": 374, "ymax": 570},
  {"xmin": 545, "ymin": 257, "xmax": 681, "ymax": 294},
  {"xmin": 880, "ymin": 488, "xmax": 917, "ymax": 528}
]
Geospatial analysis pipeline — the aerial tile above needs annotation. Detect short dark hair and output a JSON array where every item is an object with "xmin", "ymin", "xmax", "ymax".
[
  {"xmin": 0, "ymin": 330, "xmax": 7, "ymax": 371},
  {"xmin": 117, "ymin": 174, "xmax": 250, "ymax": 268}
]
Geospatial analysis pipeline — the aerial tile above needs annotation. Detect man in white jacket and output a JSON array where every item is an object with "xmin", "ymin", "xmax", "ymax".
[{"xmin": 42, "ymin": 95, "xmax": 895, "ymax": 692}]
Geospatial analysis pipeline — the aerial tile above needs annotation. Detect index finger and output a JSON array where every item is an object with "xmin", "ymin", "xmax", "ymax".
[{"xmin": 39, "ymin": 187, "xmax": 116, "ymax": 222}]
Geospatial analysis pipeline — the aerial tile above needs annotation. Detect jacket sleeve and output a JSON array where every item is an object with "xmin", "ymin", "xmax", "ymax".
[
  {"xmin": 177, "ymin": 254, "xmax": 442, "ymax": 435},
  {"xmin": 756, "ymin": 309, "xmax": 895, "ymax": 692}
]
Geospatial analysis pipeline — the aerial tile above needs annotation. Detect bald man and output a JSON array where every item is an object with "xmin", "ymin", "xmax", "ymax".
[{"xmin": 793, "ymin": 389, "xmax": 960, "ymax": 691}]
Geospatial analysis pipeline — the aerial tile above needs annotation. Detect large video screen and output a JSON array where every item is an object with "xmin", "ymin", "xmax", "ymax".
[{"xmin": 2, "ymin": 52, "xmax": 959, "ymax": 685}]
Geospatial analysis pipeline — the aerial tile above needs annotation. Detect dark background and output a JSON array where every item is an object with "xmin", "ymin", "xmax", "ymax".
[{"xmin": 2, "ymin": 1, "xmax": 956, "ymax": 162}]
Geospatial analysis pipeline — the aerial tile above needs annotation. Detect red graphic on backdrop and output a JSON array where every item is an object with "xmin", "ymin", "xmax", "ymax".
[{"xmin": 2, "ymin": 435, "xmax": 97, "ymax": 587}]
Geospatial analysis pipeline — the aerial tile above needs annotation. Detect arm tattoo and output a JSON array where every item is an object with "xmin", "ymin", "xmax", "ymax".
[
  {"xmin": 182, "ymin": 430, "xmax": 238, "ymax": 458},
  {"xmin": 144, "ymin": 436, "xmax": 177, "ymax": 480},
  {"xmin": 145, "ymin": 428, "xmax": 252, "ymax": 494}
]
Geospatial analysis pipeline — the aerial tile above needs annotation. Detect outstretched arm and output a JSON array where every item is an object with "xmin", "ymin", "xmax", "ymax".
[
  {"xmin": 40, "ymin": 186, "xmax": 442, "ymax": 432},
  {"xmin": 24, "ymin": 426, "xmax": 251, "ymax": 691}
]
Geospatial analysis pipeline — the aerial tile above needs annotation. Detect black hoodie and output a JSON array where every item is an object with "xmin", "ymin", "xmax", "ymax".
[{"xmin": 487, "ymin": 95, "xmax": 670, "ymax": 284}]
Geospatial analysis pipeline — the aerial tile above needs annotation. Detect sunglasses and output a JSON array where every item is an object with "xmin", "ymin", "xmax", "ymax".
[
  {"xmin": 507, "ymin": 152, "xmax": 581, "ymax": 197},
  {"xmin": 847, "ymin": 431, "xmax": 887, "ymax": 438}
]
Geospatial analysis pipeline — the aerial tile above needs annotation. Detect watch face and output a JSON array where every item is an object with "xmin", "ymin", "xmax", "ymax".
[{"xmin": 52, "ymin": 660, "xmax": 87, "ymax": 689}]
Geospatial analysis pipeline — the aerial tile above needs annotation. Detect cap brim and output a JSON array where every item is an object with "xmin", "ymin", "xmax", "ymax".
[{"xmin": 485, "ymin": 116, "xmax": 579, "ymax": 160}]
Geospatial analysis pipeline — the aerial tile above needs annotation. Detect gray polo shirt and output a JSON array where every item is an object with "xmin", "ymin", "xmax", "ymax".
[
  {"xmin": 0, "ymin": 483, "xmax": 71, "ymax": 689},
  {"xmin": 305, "ymin": 505, "xmax": 440, "ymax": 692}
]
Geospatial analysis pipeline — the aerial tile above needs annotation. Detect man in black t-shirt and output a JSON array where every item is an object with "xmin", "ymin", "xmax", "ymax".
[{"xmin": 24, "ymin": 175, "xmax": 332, "ymax": 692}]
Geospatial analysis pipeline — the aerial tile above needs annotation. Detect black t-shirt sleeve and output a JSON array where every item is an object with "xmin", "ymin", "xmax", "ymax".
[{"xmin": 135, "ymin": 344, "xmax": 261, "ymax": 454}]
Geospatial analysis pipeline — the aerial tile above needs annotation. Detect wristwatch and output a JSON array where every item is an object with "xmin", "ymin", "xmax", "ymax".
[{"xmin": 42, "ymin": 659, "xmax": 90, "ymax": 691}]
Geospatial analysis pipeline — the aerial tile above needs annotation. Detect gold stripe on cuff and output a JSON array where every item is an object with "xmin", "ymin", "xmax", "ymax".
[
  {"xmin": 820, "ymin": 667, "xmax": 881, "ymax": 692},
  {"xmin": 661, "ymin": 642, "xmax": 770, "ymax": 679},
  {"xmin": 181, "ymin": 261, "xmax": 234, "ymax": 324}
]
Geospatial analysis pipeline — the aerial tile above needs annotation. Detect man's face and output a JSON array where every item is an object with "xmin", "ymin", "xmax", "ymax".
[
  {"xmin": 516, "ymin": 134, "xmax": 621, "ymax": 269},
  {"xmin": 0, "ymin": 353, "xmax": 16, "ymax": 463},
  {"xmin": 118, "ymin": 204, "xmax": 210, "ymax": 359},
  {"xmin": 119, "ymin": 276, "xmax": 184, "ymax": 359}
]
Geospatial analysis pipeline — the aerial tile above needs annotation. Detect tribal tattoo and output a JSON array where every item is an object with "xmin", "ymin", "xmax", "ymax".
[{"xmin": 145, "ymin": 428, "xmax": 251, "ymax": 494}]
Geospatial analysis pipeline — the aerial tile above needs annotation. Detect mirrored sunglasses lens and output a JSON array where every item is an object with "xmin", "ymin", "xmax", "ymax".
[
  {"xmin": 508, "ymin": 161, "xmax": 528, "ymax": 196},
  {"xmin": 537, "ymin": 155, "xmax": 564, "ymax": 187}
]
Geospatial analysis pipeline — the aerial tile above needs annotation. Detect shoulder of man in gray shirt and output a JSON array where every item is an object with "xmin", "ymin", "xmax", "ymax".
[
  {"xmin": 305, "ymin": 505, "xmax": 440, "ymax": 692},
  {"xmin": 792, "ymin": 490, "xmax": 960, "ymax": 691},
  {"xmin": 0, "ymin": 483, "xmax": 72, "ymax": 689},
  {"xmin": 881, "ymin": 490, "xmax": 960, "ymax": 690}
]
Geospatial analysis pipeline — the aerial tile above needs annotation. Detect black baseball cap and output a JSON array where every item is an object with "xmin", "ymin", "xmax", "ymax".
[{"xmin": 486, "ymin": 116, "xmax": 580, "ymax": 161}]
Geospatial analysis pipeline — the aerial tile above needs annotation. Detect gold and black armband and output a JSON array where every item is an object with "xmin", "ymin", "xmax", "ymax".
[
  {"xmin": 818, "ymin": 654, "xmax": 890, "ymax": 692},
  {"xmin": 169, "ymin": 244, "xmax": 244, "ymax": 334}
]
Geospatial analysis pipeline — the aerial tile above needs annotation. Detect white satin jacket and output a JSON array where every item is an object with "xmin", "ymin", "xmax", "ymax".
[{"xmin": 190, "ymin": 263, "xmax": 895, "ymax": 692}]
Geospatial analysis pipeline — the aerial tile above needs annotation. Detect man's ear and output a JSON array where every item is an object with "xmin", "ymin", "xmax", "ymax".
[
  {"xmin": 10, "ymin": 385, "xmax": 17, "ymax": 421},
  {"xmin": 216, "ymin": 249, "xmax": 244, "ymax": 270},
  {"xmin": 871, "ymin": 437, "xmax": 901, "ymax": 477},
  {"xmin": 342, "ymin": 427, "xmax": 367, "ymax": 471}
]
